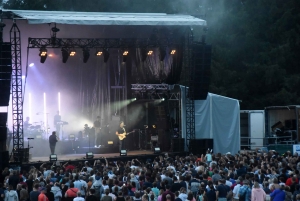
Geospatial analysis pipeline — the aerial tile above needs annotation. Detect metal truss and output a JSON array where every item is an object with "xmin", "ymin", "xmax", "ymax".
[
  {"xmin": 28, "ymin": 38, "xmax": 179, "ymax": 49},
  {"xmin": 10, "ymin": 22, "xmax": 24, "ymax": 160},
  {"xmin": 182, "ymin": 29, "xmax": 195, "ymax": 151},
  {"xmin": 131, "ymin": 84, "xmax": 180, "ymax": 101},
  {"xmin": 131, "ymin": 84, "xmax": 169, "ymax": 91}
]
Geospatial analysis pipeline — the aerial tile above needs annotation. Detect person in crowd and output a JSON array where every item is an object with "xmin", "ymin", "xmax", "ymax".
[
  {"xmin": 251, "ymin": 182, "xmax": 266, "ymax": 201},
  {"xmin": 5, "ymin": 185, "xmax": 18, "ymax": 201},
  {"xmin": 51, "ymin": 182, "xmax": 62, "ymax": 201},
  {"xmin": 74, "ymin": 192, "xmax": 85, "ymax": 201},
  {"xmin": 232, "ymin": 180, "xmax": 241, "ymax": 201},
  {"xmin": 270, "ymin": 185, "xmax": 285, "ymax": 201},
  {"xmin": 100, "ymin": 189, "xmax": 112, "ymax": 201},
  {"xmin": 38, "ymin": 188, "xmax": 49, "ymax": 201}
]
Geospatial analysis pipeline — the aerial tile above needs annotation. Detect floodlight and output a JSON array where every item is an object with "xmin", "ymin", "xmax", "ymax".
[
  {"xmin": 39, "ymin": 48, "xmax": 47, "ymax": 63},
  {"xmin": 86, "ymin": 152, "xmax": 94, "ymax": 159},
  {"xmin": 70, "ymin": 50, "xmax": 76, "ymax": 56},
  {"xmin": 170, "ymin": 49, "xmax": 176, "ymax": 55},
  {"xmin": 154, "ymin": 147, "xmax": 161, "ymax": 154},
  {"xmin": 61, "ymin": 48, "xmax": 69, "ymax": 63},
  {"xmin": 82, "ymin": 49, "xmax": 90, "ymax": 63},
  {"xmin": 122, "ymin": 50, "xmax": 129, "ymax": 62},
  {"xmin": 120, "ymin": 149, "xmax": 127, "ymax": 156},
  {"xmin": 96, "ymin": 50, "xmax": 103, "ymax": 56},
  {"xmin": 49, "ymin": 154, "xmax": 57, "ymax": 162},
  {"xmin": 147, "ymin": 50, "xmax": 153, "ymax": 55}
]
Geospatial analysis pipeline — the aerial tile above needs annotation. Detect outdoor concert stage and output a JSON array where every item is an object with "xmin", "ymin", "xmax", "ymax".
[
  {"xmin": 20, "ymin": 150, "xmax": 186, "ymax": 168},
  {"xmin": 31, "ymin": 150, "xmax": 153, "ymax": 162}
]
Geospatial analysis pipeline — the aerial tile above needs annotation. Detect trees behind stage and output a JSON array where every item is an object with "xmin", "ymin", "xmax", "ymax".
[{"xmin": 3, "ymin": 0, "xmax": 300, "ymax": 109}]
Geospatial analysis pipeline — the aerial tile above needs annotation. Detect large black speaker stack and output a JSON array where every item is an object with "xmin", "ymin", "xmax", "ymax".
[
  {"xmin": 189, "ymin": 43, "xmax": 212, "ymax": 100},
  {"xmin": 189, "ymin": 139, "xmax": 213, "ymax": 155},
  {"xmin": 0, "ymin": 42, "xmax": 12, "ymax": 168},
  {"xmin": 0, "ymin": 42, "xmax": 12, "ymax": 106}
]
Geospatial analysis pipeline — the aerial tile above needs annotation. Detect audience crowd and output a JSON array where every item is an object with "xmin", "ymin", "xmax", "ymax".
[{"xmin": 1, "ymin": 149, "xmax": 300, "ymax": 201}]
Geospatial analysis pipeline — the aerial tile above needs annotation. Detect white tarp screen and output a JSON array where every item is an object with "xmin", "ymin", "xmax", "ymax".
[
  {"xmin": 180, "ymin": 86, "xmax": 240, "ymax": 154},
  {"xmin": 195, "ymin": 93, "xmax": 240, "ymax": 154}
]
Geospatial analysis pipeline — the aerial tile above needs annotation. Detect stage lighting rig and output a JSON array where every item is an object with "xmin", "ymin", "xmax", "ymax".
[
  {"xmin": 170, "ymin": 49, "xmax": 176, "ymax": 55},
  {"xmin": 122, "ymin": 50, "xmax": 129, "ymax": 62},
  {"xmin": 95, "ymin": 50, "xmax": 103, "ymax": 56},
  {"xmin": 39, "ymin": 47, "xmax": 47, "ymax": 63},
  {"xmin": 70, "ymin": 50, "xmax": 76, "ymax": 56}
]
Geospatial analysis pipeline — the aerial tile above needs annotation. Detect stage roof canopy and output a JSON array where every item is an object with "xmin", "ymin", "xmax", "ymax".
[{"xmin": 2, "ymin": 9, "xmax": 207, "ymax": 26}]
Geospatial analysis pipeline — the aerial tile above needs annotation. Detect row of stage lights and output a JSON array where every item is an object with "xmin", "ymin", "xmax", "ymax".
[{"xmin": 39, "ymin": 47, "xmax": 176, "ymax": 64}]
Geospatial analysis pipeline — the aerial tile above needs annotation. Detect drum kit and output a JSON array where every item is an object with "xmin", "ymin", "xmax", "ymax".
[{"xmin": 27, "ymin": 122, "xmax": 48, "ymax": 138}]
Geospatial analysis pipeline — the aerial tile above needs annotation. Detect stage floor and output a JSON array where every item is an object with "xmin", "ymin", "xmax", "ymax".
[{"xmin": 30, "ymin": 150, "xmax": 154, "ymax": 162}]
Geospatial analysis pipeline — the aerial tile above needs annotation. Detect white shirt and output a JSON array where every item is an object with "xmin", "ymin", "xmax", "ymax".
[
  {"xmin": 226, "ymin": 180, "xmax": 232, "ymax": 187},
  {"xmin": 73, "ymin": 197, "xmax": 85, "ymax": 201},
  {"xmin": 233, "ymin": 184, "xmax": 241, "ymax": 199},
  {"xmin": 108, "ymin": 193, "xmax": 116, "ymax": 200}
]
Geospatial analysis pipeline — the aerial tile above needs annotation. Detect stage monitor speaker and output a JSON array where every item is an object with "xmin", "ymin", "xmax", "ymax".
[
  {"xmin": 189, "ymin": 139, "xmax": 213, "ymax": 155},
  {"xmin": 188, "ymin": 43, "xmax": 211, "ymax": 100},
  {"xmin": 172, "ymin": 138, "xmax": 185, "ymax": 152}
]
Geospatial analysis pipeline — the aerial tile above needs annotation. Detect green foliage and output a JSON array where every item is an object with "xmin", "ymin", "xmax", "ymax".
[{"xmin": 3, "ymin": 0, "xmax": 300, "ymax": 109}]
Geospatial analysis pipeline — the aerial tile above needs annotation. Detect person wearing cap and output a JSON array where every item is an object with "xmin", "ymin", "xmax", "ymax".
[{"xmin": 38, "ymin": 187, "xmax": 49, "ymax": 201}]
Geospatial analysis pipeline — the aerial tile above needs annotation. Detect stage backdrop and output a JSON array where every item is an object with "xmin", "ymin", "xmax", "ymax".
[{"xmin": 181, "ymin": 87, "xmax": 240, "ymax": 154}]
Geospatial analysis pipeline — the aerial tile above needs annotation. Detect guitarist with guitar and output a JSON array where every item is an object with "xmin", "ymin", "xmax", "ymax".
[{"xmin": 116, "ymin": 121, "xmax": 127, "ymax": 151}]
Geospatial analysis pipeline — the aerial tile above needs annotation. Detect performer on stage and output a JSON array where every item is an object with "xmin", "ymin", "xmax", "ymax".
[
  {"xmin": 116, "ymin": 121, "xmax": 126, "ymax": 151},
  {"xmin": 53, "ymin": 111, "xmax": 61, "ymax": 135},
  {"xmin": 49, "ymin": 131, "xmax": 58, "ymax": 154},
  {"xmin": 94, "ymin": 116, "xmax": 101, "ymax": 148}
]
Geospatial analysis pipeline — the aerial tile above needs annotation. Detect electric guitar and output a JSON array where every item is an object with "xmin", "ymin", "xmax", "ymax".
[{"xmin": 118, "ymin": 131, "xmax": 134, "ymax": 140}]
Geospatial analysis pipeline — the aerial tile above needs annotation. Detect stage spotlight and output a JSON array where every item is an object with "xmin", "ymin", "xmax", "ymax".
[
  {"xmin": 170, "ymin": 49, "xmax": 176, "ymax": 55},
  {"xmin": 161, "ymin": 98, "xmax": 165, "ymax": 101},
  {"xmin": 154, "ymin": 147, "xmax": 161, "ymax": 154},
  {"xmin": 70, "ymin": 50, "xmax": 76, "ymax": 56},
  {"xmin": 120, "ymin": 149, "xmax": 127, "ymax": 156},
  {"xmin": 49, "ymin": 154, "xmax": 57, "ymax": 162},
  {"xmin": 82, "ymin": 49, "xmax": 90, "ymax": 63},
  {"xmin": 29, "ymin": 63, "xmax": 34, "ymax": 67},
  {"xmin": 39, "ymin": 48, "xmax": 47, "ymax": 63},
  {"xmin": 96, "ymin": 50, "xmax": 103, "ymax": 56},
  {"xmin": 103, "ymin": 49, "xmax": 110, "ymax": 63},
  {"xmin": 147, "ymin": 50, "xmax": 153, "ymax": 55},
  {"xmin": 61, "ymin": 48, "xmax": 69, "ymax": 63},
  {"xmin": 86, "ymin": 152, "xmax": 94, "ymax": 159},
  {"xmin": 122, "ymin": 50, "xmax": 129, "ymax": 62},
  {"xmin": 159, "ymin": 47, "xmax": 166, "ymax": 61}
]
